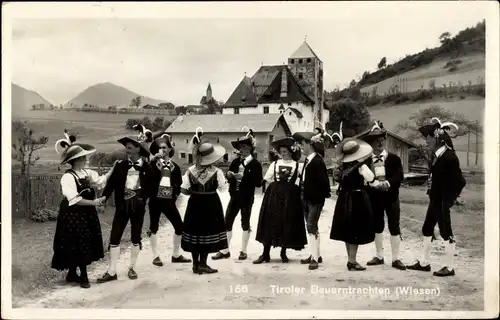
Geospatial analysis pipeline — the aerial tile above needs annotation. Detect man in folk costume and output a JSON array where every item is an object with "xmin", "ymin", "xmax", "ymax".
[
  {"xmin": 97, "ymin": 125, "xmax": 154, "ymax": 283},
  {"xmin": 292, "ymin": 130, "xmax": 331, "ymax": 270},
  {"xmin": 407, "ymin": 118, "xmax": 466, "ymax": 277},
  {"xmin": 361, "ymin": 121, "xmax": 406, "ymax": 270},
  {"xmin": 212, "ymin": 127, "xmax": 263, "ymax": 261},
  {"xmin": 147, "ymin": 131, "xmax": 191, "ymax": 266}
]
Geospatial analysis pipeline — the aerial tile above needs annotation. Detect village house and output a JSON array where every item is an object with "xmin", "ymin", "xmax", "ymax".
[
  {"xmin": 166, "ymin": 113, "xmax": 292, "ymax": 165},
  {"xmin": 222, "ymin": 40, "xmax": 329, "ymax": 132}
]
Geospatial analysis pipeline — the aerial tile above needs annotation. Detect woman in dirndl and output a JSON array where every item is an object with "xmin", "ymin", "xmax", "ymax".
[
  {"xmin": 330, "ymin": 138, "xmax": 376, "ymax": 271},
  {"xmin": 51, "ymin": 130, "xmax": 115, "ymax": 288},
  {"xmin": 254, "ymin": 136, "xmax": 307, "ymax": 264},
  {"xmin": 180, "ymin": 127, "xmax": 229, "ymax": 274}
]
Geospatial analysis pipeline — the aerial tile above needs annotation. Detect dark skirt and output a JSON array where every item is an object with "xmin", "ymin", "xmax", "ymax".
[
  {"xmin": 256, "ymin": 181, "xmax": 307, "ymax": 250},
  {"xmin": 330, "ymin": 189, "xmax": 375, "ymax": 245},
  {"xmin": 181, "ymin": 193, "xmax": 228, "ymax": 253},
  {"xmin": 51, "ymin": 201, "xmax": 105, "ymax": 270}
]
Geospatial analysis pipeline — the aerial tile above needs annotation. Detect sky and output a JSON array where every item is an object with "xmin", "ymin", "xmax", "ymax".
[{"xmin": 10, "ymin": 2, "xmax": 489, "ymax": 106}]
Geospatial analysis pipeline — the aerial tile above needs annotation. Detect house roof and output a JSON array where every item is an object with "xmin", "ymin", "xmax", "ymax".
[
  {"xmin": 285, "ymin": 107, "xmax": 303, "ymax": 119},
  {"xmin": 354, "ymin": 129, "xmax": 418, "ymax": 148},
  {"xmin": 257, "ymin": 67, "xmax": 314, "ymax": 104},
  {"xmin": 224, "ymin": 76, "xmax": 258, "ymax": 108},
  {"xmin": 290, "ymin": 41, "xmax": 321, "ymax": 62},
  {"xmin": 166, "ymin": 114, "xmax": 291, "ymax": 134},
  {"xmin": 224, "ymin": 65, "xmax": 313, "ymax": 108}
]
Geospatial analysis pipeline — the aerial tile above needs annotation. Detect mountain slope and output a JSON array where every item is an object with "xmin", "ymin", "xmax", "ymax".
[
  {"xmin": 67, "ymin": 82, "xmax": 168, "ymax": 108},
  {"xmin": 11, "ymin": 83, "xmax": 53, "ymax": 116}
]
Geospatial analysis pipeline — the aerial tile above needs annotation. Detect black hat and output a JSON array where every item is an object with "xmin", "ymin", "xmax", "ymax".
[
  {"xmin": 361, "ymin": 120, "xmax": 387, "ymax": 142},
  {"xmin": 271, "ymin": 136, "xmax": 301, "ymax": 161},
  {"xmin": 117, "ymin": 124, "xmax": 152, "ymax": 157},
  {"xmin": 150, "ymin": 131, "xmax": 175, "ymax": 157},
  {"xmin": 418, "ymin": 117, "xmax": 458, "ymax": 150},
  {"xmin": 231, "ymin": 126, "xmax": 257, "ymax": 150}
]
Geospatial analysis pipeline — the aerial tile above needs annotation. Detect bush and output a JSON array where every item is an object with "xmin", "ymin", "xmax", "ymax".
[
  {"xmin": 474, "ymin": 85, "xmax": 485, "ymax": 97},
  {"xmin": 88, "ymin": 149, "xmax": 127, "ymax": 167},
  {"xmin": 125, "ymin": 116, "xmax": 172, "ymax": 131},
  {"xmin": 412, "ymin": 89, "xmax": 433, "ymax": 102},
  {"xmin": 395, "ymin": 93, "xmax": 411, "ymax": 105},
  {"xmin": 448, "ymin": 66, "xmax": 458, "ymax": 72},
  {"xmin": 30, "ymin": 206, "xmax": 59, "ymax": 223}
]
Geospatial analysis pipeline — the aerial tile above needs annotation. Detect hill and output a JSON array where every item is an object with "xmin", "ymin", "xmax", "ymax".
[
  {"xmin": 66, "ymin": 82, "xmax": 169, "ymax": 108},
  {"xmin": 11, "ymin": 83, "xmax": 53, "ymax": 116}
]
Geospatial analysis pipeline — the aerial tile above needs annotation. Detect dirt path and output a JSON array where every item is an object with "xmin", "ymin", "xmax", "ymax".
[{"xmin": 16, "ymin": 194, "xmax": 484, "ymax": 310}]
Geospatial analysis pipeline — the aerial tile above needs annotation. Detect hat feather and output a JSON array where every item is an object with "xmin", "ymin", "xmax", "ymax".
[{"xmin": 55, "ymin": 129, "xmax": 74, "ymax": 154}]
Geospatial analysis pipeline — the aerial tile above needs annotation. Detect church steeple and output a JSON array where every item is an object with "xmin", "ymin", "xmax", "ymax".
[{"xmin": 206, "ymin": 82, "xmax": 212, "ymax": 101}]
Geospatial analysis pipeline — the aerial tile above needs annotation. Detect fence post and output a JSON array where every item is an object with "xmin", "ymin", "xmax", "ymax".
[{"xmin": 467, "ymin": 130, "xmax": 471, "ymax": 166}]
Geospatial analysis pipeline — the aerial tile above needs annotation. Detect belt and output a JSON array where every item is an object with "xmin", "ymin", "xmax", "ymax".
[
  {"xmin": 124, "ymin": 189, "xmax": 141, "ymax": 200},
  {"xmin": 191, "ymin": 191, "xmax": 217, "ymax": 195}
]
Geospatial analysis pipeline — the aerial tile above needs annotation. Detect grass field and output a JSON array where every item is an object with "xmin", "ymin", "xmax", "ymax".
[
  {"xmin": 368, "ymin": 97, "xmax": 484, "ymax": 168},
  {"xmin": 360, "ymin": 53, "xmax": 485, "ymax": 95},
  {"xmin": 12, "ymin": 110, "xmax": 177, "ymax": 163}
]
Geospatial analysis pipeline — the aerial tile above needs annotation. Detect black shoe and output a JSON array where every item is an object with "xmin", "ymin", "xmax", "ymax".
[
  {"xmin": 433, "ymin": 267, "xmax": 455, "ymax": 277},
  {"xmin": 301, "ymin": 255, "xmax": 323, "ymax": 264},
  {"xmin": 318, "ymin": 256, "xmax": 323, "ymax": 263},
  {"xmin": 392, "ymin": 259, "xmax": 407, "ymax": 270},
  {"xmin": 171, "ymin": 255, "xmax": 192, "ymax": 263},
  {"xmin": 212, "ymin": 252, "xmax": 230, "ymax": 260},
  {"xmin": 198, "ymin": 265, "xmax": 218, "ymax": 274},
  {"xmin": 238, "ymin": 251, "xmax": 248, "ymax": 260},
  {"xmin": 66, "ymin": 273, "xmax": 81, "ymax": 283},
  {"xmin": 309, "ymin": 259, "xmax": 319, "ymax": 270},
  {"xmin": 97, "ymin": 272, "xmax": 118, "ymax": 283},
  {"xmin": 406, "ymin": 261, "xmax": 431, "ymax": 272},
  {"xmin": 152, "ymin": 257, "xmax": 164, "ymax": 267},
  {"xmin": 192, "ymin": 266, "xmax": 201, "ymax": 274},
  {"xmin": 253, "ymin": 255, "xmax": 271, "ymax": 264},
  {"xmin": 128, "ymin": 268, "xmax": 138, "ymax": 280},
  {"xmin": 80, "ymin": 278, "xmax": 91, "ymax": 289},
  {"xmin": 280, "ymin": 251, "xmax": 289, "ymax": 263},
  {"xmin": 367, "ymin": 257, "xmax": 384, "ymax": 266},
  {"xmin": 347, "ymin": 262, "xmax": 366, "ymax": 271}
]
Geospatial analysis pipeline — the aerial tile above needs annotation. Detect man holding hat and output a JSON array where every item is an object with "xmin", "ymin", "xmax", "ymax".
[
  {"xmin": 212, "ymin": 127, "xmax": 263, "ymax": 261},
  {"xmin": 361, "ymin": 121, "xmax": 406, "ymax": 271},
  {"xmin": 292, "ymin": 130, "xmax": 331, "ymax": 270},
  {"xmin": 97, "ymin": 125, "xmax": 154, "ymax": 283},
  {"xmin": 147, "ymin": 131, "xmax": 191, "ymax": 266},
  {"xmin": 407, "ymin": 118, "xmax": 465, "ymax": 277}
]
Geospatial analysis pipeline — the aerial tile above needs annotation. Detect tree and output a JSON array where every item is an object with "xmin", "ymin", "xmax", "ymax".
[
  {"xmin": 12, "ymin": 121, "xmax": 49, "ymax": 176},
  {"xmin": 377, "ymin": 57, "xmax": 387, "ymax": 69},
  {"xmin": 174, "ymin": 105, "xmax": 187, "ymax": 115},
  {"xmin": 326, "ymin": 98, "xmax": 371, "ymax": 137},
  {"xmin": 130, "ymin": 96, "xmax": 142, "ymax": 108},
  {"xmin": 439, "ymin": 32, "xmax": 451, "ymax": 45},
  {"xmin": 349, "ymin": 79, "xmax": 357, "ymax": 88}
]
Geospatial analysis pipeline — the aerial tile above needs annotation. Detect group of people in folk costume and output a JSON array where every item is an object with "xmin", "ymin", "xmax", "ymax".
[{"xmin": 51, "ymin": 115, "xmax": 465, "ymax": 289}]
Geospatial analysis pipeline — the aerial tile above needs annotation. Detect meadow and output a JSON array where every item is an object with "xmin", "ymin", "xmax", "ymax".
[{"xmin": 360, "ymin": 53, "xmax": 485, "ymax": 96}]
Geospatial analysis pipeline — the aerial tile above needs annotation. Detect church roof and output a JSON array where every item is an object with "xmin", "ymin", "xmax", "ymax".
[
  {"xmin": 207, "ymin": 83, "xmax": 212, "ymax": 91},
  {"xmin": 257, "ymin": 67, "xmax": 314, "ymax": 104},
  {"xmin": 290, "ymin": 41, "xmax": 321, "ymax": 62}
]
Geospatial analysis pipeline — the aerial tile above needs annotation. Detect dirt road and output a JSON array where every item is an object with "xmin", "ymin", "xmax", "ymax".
[{"xmin": 16, "ymin": 193, "xmax": 484, "ymax": 310}]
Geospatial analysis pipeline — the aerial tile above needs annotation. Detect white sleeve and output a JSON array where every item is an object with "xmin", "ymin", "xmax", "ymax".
[
  {"xmin": 87, "ymin": 169, "xmax": 108, "ymax": 190},
  {"xmin": 181, "ymin": 169, "xmax": 192, "ymax": 190},
  {"xmin": 61, "ymin": 173, "xmax": 82, "ymax": 206},
  {"xmin": 216, "ymin": 168, "xmax": 229, "ymax": 193},
  {"xmin": 358, "ymin": 164, "xmax": 375, "ymax": 184},
  {"xmin": 263, "ymin": 161, "xmax": 276, "ymax": 183}
]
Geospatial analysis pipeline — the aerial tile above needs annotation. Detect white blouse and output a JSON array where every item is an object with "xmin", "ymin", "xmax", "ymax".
[
  {"xmin": 181, "ymin": 165, "xmax": 228, "ymax": 193},
  {"xmin": 358, "ymin": 164, "xmax": 375, "ymax": 185},
  {"xmin": 60, "ymin": 169, "xmax": 112, "ymax": 206},
  {"xmin": 263, "ymin": 159, "xmax": 303, "ymax": 186}
]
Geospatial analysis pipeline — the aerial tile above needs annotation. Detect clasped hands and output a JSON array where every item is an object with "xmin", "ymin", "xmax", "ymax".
[{"xmin": 369, "ymin": 180, "xmax": 390, "ymax": 191}]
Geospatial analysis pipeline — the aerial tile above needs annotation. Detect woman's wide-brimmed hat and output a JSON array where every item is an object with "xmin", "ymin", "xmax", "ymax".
[
  {"xmin": 117, "ymin": 124, "xmax": 152, "ymax": 157},
  {"xmin": 150, "ymin": 131, "xmax": 175, "ymax": 157},
  {"xmin": 336, "ymin": 138, "xmax": 373, "ymax": 163},
  {"xmin": 271, "ymin": 136, "xmax": 295, "ymax": 150},
  {"xmin": 361, "ymin": 120, "xmax": 387, "ymax": 142},
  {"xmin": 189, "ymin": 126, "xmax": 226, "ymax": 166},
  {"xmin": 231, "ymin": 126, "xmax": 257, "ymax": 150},
  {"xmin": 55, "ymin": 130, "xmax": 96, "ymax": 165},
  {"xmin": 418, "ymin": 117, "xmax": 458, "ymax": 150}
]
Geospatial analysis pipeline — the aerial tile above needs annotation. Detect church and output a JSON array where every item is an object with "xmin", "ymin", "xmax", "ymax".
[{"xmin": 222, "ymin": 40, "xmax": 329, "ymax": 133}]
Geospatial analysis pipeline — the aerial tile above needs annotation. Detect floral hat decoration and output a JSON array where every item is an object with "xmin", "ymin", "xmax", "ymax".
[
  {"xmin": 189, "ymin": 126, "xmax": 226, "ymax": 167},
  {"xmin": 231, "ymin": 126, "xmax": 257, "ymax": 150},
  {"xmin": 418, "ymin": 117, "xmax": 459, "ymax": 150}
]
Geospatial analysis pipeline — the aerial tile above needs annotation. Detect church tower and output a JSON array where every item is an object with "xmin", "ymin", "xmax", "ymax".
[
  {"xmin": 206, "ymin": 83, "xmax": 213, "ymax": 101},
  {"xmin": 287, "ymin": 40, "xmax": 324, "ymax": 126}
]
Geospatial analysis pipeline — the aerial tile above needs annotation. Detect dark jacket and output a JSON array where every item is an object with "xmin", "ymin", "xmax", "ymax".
[
  {"xmin": 300, "ymin": 154, "xmax": 331, "ymax": 204},
  {"xmin": 429, "ymin": 149, "xmax": 466, "ymax": 202},
  {"xmin": 368, "ymin": 152, "xmax": 404, "ymax": 202},
  {"xmin": 149, "ymin": 160, "xmax": 182, "ymax": 201},
  {"xmin": 102, "ymin": 157, "xmax": 154, "ymax": 207},
  {"xmin": 227, "ymin": 156, "xmax": 263, "ymax": 200}
]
